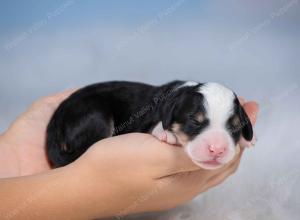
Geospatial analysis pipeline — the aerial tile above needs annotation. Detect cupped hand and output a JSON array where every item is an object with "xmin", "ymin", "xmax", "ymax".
[
  {"xmin": 0, "ymin": 89, "xmax": 258, "ymax": 217},
  {"xmin": 70, "ymin": 100, "xmax": 259, "ymax": 217},
  {"xmin": 1, "ymin": 89, "xmax": 76, "ymax": 176}
]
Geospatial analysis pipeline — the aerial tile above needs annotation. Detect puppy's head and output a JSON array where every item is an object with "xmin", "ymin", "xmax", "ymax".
[{"xmin": 162, "ymin": 82, "xmax": 253, "ymax": 170}]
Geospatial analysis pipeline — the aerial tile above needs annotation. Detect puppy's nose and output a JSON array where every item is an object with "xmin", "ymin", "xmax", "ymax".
[{"xmin": 208, "ymin": 144, "xmax": 226, "ymax": 157}]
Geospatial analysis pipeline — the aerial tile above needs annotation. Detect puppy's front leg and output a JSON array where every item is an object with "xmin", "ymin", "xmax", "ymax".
[{"xmin": 151, "ymin": 122, "xmax": 178, "ymax": 145}]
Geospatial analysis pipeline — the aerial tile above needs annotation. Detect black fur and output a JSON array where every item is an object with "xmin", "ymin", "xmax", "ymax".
[
  {"xmin": 47, "ymin": 81, "xmax": 183, "ymax": 167},
  {"xmin": 226, "ymin": 96, "xmax": 253, "ymax": 143}
]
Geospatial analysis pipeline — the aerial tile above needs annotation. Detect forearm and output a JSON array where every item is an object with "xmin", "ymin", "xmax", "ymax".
[{"xmin": 0, "ymin": 164, "xmax": 114, "ymax": 220}]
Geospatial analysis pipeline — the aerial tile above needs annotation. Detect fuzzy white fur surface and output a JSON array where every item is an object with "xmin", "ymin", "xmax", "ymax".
[{"xmin": 111, "ymin": 89, "xmax": 300, "ymax": 220}]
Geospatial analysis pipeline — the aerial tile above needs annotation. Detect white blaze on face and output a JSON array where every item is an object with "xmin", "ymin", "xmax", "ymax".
[
  {"xmin": 185, "ymin": 82, "xmax": 237, "ymax": 170},
  {"xmin": 200, "ymin": 82, "xmax": 235, "ymax": 126}
]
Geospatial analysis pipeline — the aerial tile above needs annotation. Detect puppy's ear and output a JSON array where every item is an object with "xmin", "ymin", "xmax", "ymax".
[
  {"xmin": 238, "ymin": 103, "xmax": 253, "ymax": 141},
  {"xmin": 158, "ymin": 88, "xmax": 181, "ymax": 130},
  {"xmin": 161, "ymin": 99, "xmax": 176, "ymax": 130}
]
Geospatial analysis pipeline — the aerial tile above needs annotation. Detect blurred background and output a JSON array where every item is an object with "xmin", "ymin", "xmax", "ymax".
[{"xmin": 0, "ymin": 0, "xmax": 299, "ymax": 219}]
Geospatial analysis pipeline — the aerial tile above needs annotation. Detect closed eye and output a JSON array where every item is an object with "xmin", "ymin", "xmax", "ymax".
[
  {"xmin": 182, "ymin": 114, "xmax": 209, "ymax": 138},
  {"xmin": 190, "ymin": 118, "xmax": 202, "ymax": 126},
  {"xmin": 188, "ymin": 112, "xmax": 205, "ymax": 123},
  {"xmin": 188, "ymin": 116, "xmax": 209, "ymax": 128}
]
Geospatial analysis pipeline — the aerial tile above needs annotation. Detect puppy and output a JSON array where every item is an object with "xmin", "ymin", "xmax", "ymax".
[{"xmin": 47, "ymin": 81, "xmax": 254, "ymax": 169}]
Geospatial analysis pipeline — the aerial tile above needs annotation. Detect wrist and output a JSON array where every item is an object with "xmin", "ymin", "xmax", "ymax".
[
  {"xmin": 62, "ymin": 161, "xmax": 119, "ymax": 219},
  {"xmin": 68, "ymin": 153, "xmax": 148, "ymax": 219}
]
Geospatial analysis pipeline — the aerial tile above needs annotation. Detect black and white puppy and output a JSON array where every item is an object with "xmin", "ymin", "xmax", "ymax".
[{"xmin": 47, "ymin": 81, "xmax": 254, "ymax": 169}]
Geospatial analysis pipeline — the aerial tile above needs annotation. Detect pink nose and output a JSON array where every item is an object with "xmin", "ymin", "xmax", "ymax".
[{"xmin": 208, "ymin": 144, "xmax": 226, "ymax": 157}]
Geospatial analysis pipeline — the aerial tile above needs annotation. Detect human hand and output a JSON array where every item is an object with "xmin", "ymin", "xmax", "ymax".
[
  {"xmin": 0, "ymin": 89, "xmax": 258, "ymax": 219},
  {"xmin": 0, "ymin": 89, "xmax": 76, "ymax": 176},
  {"xmin": 0, "ymin": 90, "xmax": 256, "ymax": 177},
  {"xmin": 0, "ymin": 88, "xmax": 258, "ymax": 217},
  {"xmin": 70, "ymin": 100, "xmax": 258, "ymax": 218}
]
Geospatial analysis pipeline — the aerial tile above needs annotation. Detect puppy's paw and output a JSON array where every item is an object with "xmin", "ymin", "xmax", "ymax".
[
  {"xmin": 151, "ymin": 122, "xmax": 178, "ymax": 145},
  {"xmin": 156, "ymin": 130, "xmax": 167, "ymax": 142},
  {"xmin": 163, "ymin": 130, "xmax": 178, "ymax": 145}
]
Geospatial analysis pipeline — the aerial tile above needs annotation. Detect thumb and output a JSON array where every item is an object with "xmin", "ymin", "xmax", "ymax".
[
  {"xmin": 116, "ymin": 133, "xmax": 201, "ymax": 178},
  {"xmin": 82, "ymin": 133, "xmax": 200, "ymax": 179},
  {"xmin": 139, "ymin": 138, "xmax": 201, "ymax": 178},
  {"xmin": 239, "ymin": 101, "xmax": 259, "ymax": 147},
  {"xmin": 243, "ymin": 101, "xmax": 259, "ymax": 126}
]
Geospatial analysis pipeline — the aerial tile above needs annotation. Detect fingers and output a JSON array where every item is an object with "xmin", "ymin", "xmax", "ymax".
[
  {"xmin": 157, "ymin": 147, "xmax": 244, "ymax": 201},
  {"xmin": 157, "ymin": 150, "xmax": 201, "ymax": 178},
  {"xmin": 156, "ymin": 143, "xmax": 244, "ymax": 179},
  {"xmin": 202, "ymin": 146, "xmax": 244, "ymax": 191},
  {"xmin": 203, "ymin": 159, "xmax": 240, "ymax": 191},
  {"xmin": 243, "ymin": 101, "xmax": 259, "ymax": 126},
  {"xmin": 238, "ymin": 97, "xmax": 246, "ymax": 105},
  {"xmin": 31, "ymin": 88, "xmax": 78, "ymax": 113},
  {"xmin": 149, "ymin": 141, "xmax": 201, "ymax": 178},
  {"xmin": 205, "ymin": 144, "xmax": 242, "ymax": 176},
  {"xmin": 155, "ymin": 136, "xmax": 247, "ymax": 178},
  {"xmin": 43, "ymin": 88, "xmax": 78, "ymax": 106},
  {"xmin": 50, "ymin": 88, "xmax": 78, "ymax": 103},
  {"xmin": 92, "ymin": 133, "xmax": 200, "ymax": 179},
  {"xmin": 238, "ymin": 96, "xmax": 259, "ymax": 126}
]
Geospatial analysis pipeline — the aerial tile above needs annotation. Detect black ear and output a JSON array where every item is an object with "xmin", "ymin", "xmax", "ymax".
[
  {"xmin": 159, "ymin": 88, "xmax": 182, "ymax": 130},
  {"xmin": 239, "ymin": 105, "xmax": 253, "ymax": 141},
  {"xmin": 161, "ymin": 99, "xmax": 176, "ymax": 130}
]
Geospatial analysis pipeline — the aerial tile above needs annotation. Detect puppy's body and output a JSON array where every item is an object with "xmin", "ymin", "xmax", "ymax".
[
  {"xmin": 47, "ymin": 81, "xmax": 182, "ymax": 166},
  {"xmin": 47, "ymin": 81, "xmax": 253, "ymax": 168}
]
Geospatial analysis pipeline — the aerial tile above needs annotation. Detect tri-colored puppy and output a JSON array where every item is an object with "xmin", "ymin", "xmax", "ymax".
[{"xmin": 47, "ymin": 81, "xmax": 254, "ymax": 169}]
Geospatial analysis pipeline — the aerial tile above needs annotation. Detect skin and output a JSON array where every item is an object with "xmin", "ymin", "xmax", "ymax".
[{"xmin": 0, "ymin": 89, "xmax": 258, "ymax": 220}]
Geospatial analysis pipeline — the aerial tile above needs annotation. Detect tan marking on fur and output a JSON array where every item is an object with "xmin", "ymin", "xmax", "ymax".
[
  {"xmin": 109, "ymin": 117, "xmax": 114, "ymax": 137},
  {"xmin": 172, "ymin": 123, "xmax": 189, "ymax": 146},
  {"xmin": 196, "ymin": 112, "xmax": 205, "ymax": 123},
  {"xmin": 232, "ymin": 115, "xmax": 241, "ymax": 127},
  {"xmin": 61, "ymin": 143, "xmax": 68, "ymax": 152}
]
